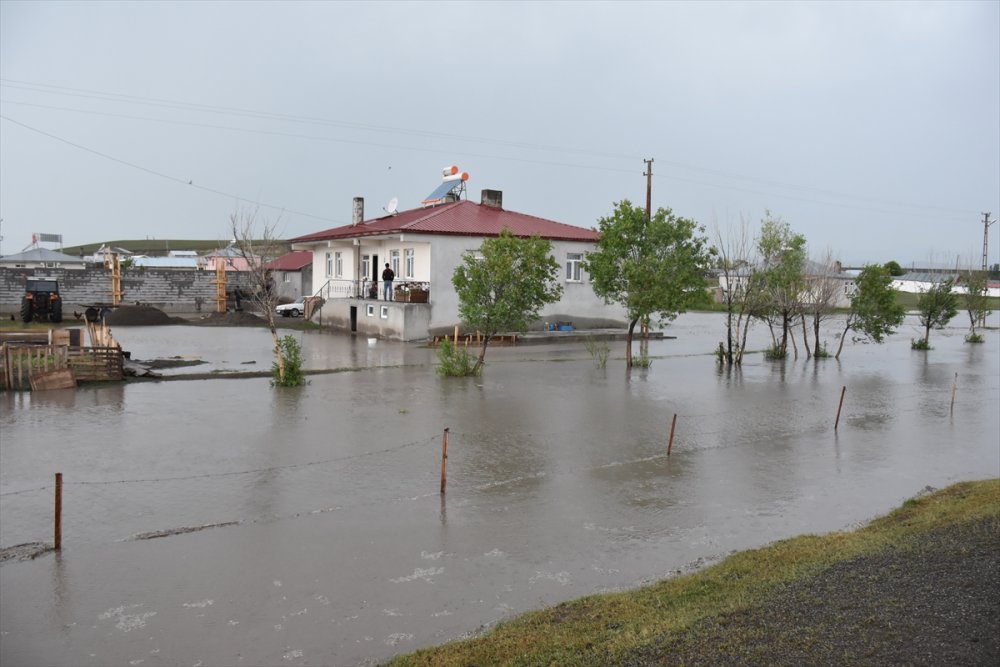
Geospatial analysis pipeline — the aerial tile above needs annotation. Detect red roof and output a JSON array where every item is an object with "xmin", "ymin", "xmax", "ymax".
[
  {"xmin": 289, "ymin": 200, "xmax": 598, "ymax": 244},
  {"xmin": 266, "ymin": 250, "xmax": 313, "ymax": 271}
]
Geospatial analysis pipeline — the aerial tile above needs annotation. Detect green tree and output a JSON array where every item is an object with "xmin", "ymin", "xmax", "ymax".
[
  {"xmin": 961, "ymin": 270, "xmax": 992, "ymax": 341},
  {"xmin": 584, "ymin": 200, "xmax": 713, "ymax": 368},
  {"xmin": 884, "ymin": 260, "xmax": 905, "ymax": 277},
  {"xmin": 914, "ymin": 279, "xmax": 959, "ymax": 349},
  {"xmin": 452, "ymin": 230, "xmax": 563, "ymax": 375},
  {"xmin": 835, "ymin": 264, "xmax": 906, "ymax": 359},
  {"xmin": 756, "ymin": 215, "xmax": 807, "ymax": 359}
]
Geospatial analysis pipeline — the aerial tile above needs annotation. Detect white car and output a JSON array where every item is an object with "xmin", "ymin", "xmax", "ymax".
[{"xmin": 275, "ymin": 299, "xmax": 306, "ymax": 318}]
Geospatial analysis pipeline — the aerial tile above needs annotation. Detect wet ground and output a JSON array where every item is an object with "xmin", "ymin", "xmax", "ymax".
[{"xmin": 1, "ymin": 312, "xmax": 998, "ymax": 666}]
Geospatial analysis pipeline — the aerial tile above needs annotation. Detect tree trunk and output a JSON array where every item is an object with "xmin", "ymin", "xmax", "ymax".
[
  {"xmin": 924, "ymin": 321, "xmax": 932, "ymax": 346},
  {"xmin": 625, "ymin": 318, "xmax": 638, "ymax": 369},
  {"xmin": 472, "ymin": 335, "xmax": 492, "ymax": 375},
  {"xmin": 788, "ymin": 317, "xmax": 799, "ymax": 359},
  {"xmin": 725, "ymin": 307, "xmax": 734, "ymax": 365},
  {"xmin": 813, "ymin": 312, "xmax": 822, "ymax": 356},
  {"xmin": 835, "ymin": 320, "xmax": 851, "ymax": 360},
  {"xmin": 800, "ymin": 314, "xmax": 812, "ymax": 359},
  {"xmin": 270, "ymin": 326, "xmax": 285, "ymax": 381}
]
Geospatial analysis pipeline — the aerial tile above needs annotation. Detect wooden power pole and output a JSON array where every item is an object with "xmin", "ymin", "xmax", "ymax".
[{"xmin": 643, "ymin": 158, "xmax": 654, "ymax": 220}]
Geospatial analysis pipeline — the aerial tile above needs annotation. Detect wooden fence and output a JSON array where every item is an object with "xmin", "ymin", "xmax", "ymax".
[{"xmin": 1, "ymin": 343, "xmax": 123, "ymax": 391}]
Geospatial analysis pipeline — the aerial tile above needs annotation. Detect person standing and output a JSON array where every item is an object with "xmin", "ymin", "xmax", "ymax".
[{"xmin": 382, "ymin": 263, "xmax": 395, "ymax": 300}]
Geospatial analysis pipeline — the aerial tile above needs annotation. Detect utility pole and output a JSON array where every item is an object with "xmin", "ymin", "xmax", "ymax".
[
  {"xmin": 643, "ymin": 158, "xmax": 654, "ymax": 220},
  {"xmin": 981, "ymin": 212, "xmax": 995, "ymax": 330},
  {"xmin": 982, "ymin": 212, "xmax": 994, "ymax": 274}
]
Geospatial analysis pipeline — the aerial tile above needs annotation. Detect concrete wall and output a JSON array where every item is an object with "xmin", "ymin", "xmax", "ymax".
[{"xmin": 0, "ymin": 267, "xmax": 250, "ymax": 315}]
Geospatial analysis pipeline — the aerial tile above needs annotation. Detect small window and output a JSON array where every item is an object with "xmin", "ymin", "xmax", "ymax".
[
  {"xmin": 566, "ymin": 253, "xmax": 583, "ymax": 282},
  {"xmin": 361, "ymin": 254, "xmax": 371, "ymax": 281},
  {"xmin": 404, "ymin": 248, "xmax": 415, "ymax": 279},
  {"xmin": 380, "ymin": 305, "xmax": 389, "ymax": 319},
  {"xmin": 367, "ymin": 304, "xmax": 375, "ymax": 317},
  {"xmin": 390, "ymin": 249, "xmax": 400, "ymax": 276},
  {"xmin": 334, "ymin": 252, "xmax": 343, "ymax": 278},
  {"xmin": 325, "ymin": 252, "xmax": 333, "ymax": 278}
]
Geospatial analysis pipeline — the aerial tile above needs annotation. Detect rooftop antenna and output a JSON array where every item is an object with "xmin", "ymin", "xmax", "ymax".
[{"xmin": 384, "ymin": 197, "xmax": 398, "ymax": 216}]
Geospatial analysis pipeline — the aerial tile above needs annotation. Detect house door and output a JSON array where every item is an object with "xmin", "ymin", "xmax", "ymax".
[{"xmin": 350, "ymin": 305, "xmax": 357, "ymax": 332}]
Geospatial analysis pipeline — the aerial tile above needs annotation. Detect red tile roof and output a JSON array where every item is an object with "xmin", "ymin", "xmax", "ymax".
[
  {"xmin": 266, "ymin": 250, "xmax": 313, "ymax": 271},
  {"xmin": 289, "ymin": 200, "xmax": 598, "ymax": 244}
]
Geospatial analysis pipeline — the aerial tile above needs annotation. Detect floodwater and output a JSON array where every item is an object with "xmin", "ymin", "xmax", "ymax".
[{"xmin": 1, "ymin": 312, "xmax": 998, "ymax": 667}]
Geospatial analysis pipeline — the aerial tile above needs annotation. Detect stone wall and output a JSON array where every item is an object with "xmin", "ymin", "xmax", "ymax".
[{"xmin": 1, "ymin": 267, "xmax": 250, "ymax": 315}]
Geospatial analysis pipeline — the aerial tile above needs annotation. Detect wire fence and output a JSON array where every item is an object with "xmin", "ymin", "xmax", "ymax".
[{"xmin": 2, "ymin": 373, "xmax": 992, "ymax": 554}]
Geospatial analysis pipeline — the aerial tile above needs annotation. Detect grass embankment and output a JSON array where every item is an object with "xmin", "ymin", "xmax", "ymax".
[{"xmin": 388, "ymin": 480, "xmax": 999, "ymax": 666}]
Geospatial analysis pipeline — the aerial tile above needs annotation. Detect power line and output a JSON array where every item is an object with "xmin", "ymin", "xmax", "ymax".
[
  {"xmin": 1, "ymin": 78, "xmax": 981, "ymax": 217},
  {"xmin": 0, "ymin": 114, "xmax": 348, "ymax": 226}
]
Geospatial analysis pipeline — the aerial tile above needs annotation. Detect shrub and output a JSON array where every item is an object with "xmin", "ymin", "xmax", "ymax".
[
  {"xmin": 436, "ymin": 339, "xmax": 480, "ymax": 377},
  {"xmin": 910, "ymin": 338, "xmax": 931, "ymax": 351},
  {"xmin": 814, "ymin": 342, "xmax": 831, "ymax": 358},
  {"xmin": 763, "ymin": 345, "xmax": 786, "ymax": 360},
  {"xmin": 965, "ymin": 332, "xmax": 985, "ymax": 344},
  {"xmin": 272, "ymin": 335, "xmax": 305, "ymax": 386},
  {"xmin": 585, "ymin": 336, "xmax": 611, "ymax": 368}
]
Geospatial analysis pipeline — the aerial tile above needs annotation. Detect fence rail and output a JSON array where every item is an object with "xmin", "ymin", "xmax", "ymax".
[{"xmin": 1, "ymin": 343, "xmax": 123, "ymax": 390}]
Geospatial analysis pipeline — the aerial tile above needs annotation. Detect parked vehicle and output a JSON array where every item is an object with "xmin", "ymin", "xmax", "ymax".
[
  {"xmin": 275, "ymin": 298, "xmax": 306, "ymax": 318},
  {"xmin": 21, "ymin": 277, "xmax": 63, "ymax": 323}
]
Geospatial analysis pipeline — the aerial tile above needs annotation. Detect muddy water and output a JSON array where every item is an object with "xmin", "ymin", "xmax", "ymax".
[{"xmin": 1, "ymin": 313, "xmax": 998, "ymax": 666}]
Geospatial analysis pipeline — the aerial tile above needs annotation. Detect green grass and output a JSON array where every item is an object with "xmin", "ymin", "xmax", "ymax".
[{"xmin": 387, "ymin": 480, "xmax": 999, "ymax": 667}]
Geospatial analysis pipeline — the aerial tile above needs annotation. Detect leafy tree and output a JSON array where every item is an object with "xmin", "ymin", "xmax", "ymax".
[
  {"xmin": 585, "ymin": 200, "xmax": 713, "ymax": 368},
  {"xmin": 756, "ymin": 215, "xmax": 807, "ymax": 359},
  {"xmin": 452, "ymin": 230, "xmax": 563, "ymax": 375},
  {"xmin": 914, "ymin": 279, "xmax": 959, "ymax": 349},
  {"xmin": 835, "ymin": 264, "xmax": 905, "ymax": 359},
  {"xmin": 989, "ymin": 263, "xmax": 999, "ymax": 280},
  {"xmin": 884, "ymin": 260, "xmax": 905, "ymax": 277},
  {"xmin": 961, "ymin": 270, "xmax": 992, "ymax": 342}
]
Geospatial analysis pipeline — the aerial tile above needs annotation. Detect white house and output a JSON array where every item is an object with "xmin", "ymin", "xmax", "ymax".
[
  {"xmin": 0, "ymin": 247, "xmax": 88, "ymax": 270},
  {"xmin": 289, "ymin": 189, "xmax": 625, "ymax": 340}
]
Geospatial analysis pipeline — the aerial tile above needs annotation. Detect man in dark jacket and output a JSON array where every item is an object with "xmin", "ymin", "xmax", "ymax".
[{"xmin": 382, "ymin": 263, "xmax": 395, "ymax": 301}]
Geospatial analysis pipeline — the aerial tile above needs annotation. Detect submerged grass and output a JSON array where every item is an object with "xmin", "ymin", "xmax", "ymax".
[{"xmin": 387, "ymin": 480, "xmax": 999, "ymax": 667}]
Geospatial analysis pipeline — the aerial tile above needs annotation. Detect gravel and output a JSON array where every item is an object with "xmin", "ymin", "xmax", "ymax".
[{"xmin": 626, "ymin": 516, "xmax": 999, "ymax": 666}]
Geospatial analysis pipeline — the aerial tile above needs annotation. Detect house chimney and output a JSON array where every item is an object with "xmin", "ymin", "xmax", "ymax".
[
  {"xmin": 352, "ymin": 197, "xmax": 364, "ymax": 225},
  {"xmin": 481, "ymin": 189, "xmax": 503, "ymax": 209}
]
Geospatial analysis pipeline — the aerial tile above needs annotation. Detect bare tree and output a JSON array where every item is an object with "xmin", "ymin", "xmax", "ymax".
[
  {"xmin": 229, "ymin": 207, "xmax": 288, "ymax": 382},
  {"xmin": 714, "ymin": 215, "xmax": 763, "ymax": 366},
  {"xmin": 801, "ymin": 249, "xmax": 843, "ymax": 358}
]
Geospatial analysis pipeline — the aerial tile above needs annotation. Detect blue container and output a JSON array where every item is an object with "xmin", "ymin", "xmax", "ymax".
[{"xmin": 558, "ymin": 325, "xmax": 573, "ymax": 332}]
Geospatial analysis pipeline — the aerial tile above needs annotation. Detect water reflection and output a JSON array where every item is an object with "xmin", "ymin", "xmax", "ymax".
[{"xmin": 1, "ymin": 314, "xmax": 997, "ymax": 667}]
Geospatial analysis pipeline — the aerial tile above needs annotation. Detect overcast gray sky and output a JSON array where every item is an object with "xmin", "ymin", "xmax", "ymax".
[{"xmin": 1, "ymin": 0, "xmax": 998, "ymax": 267}]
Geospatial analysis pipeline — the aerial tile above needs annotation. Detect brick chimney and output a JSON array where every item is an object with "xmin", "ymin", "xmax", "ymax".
[{"xmin": 480, "ymin": 189, "xmax": 503, "ymax": 209}]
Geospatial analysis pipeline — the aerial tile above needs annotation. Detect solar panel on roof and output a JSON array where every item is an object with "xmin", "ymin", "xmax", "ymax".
[{"xmin": 421, "ymin": 180, "xmax": 462, "ymax": 205}]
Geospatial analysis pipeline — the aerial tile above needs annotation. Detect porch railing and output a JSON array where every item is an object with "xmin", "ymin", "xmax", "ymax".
[{"xmin": 314, "ymin": 279, "xmax": 431, "ymax": 303}]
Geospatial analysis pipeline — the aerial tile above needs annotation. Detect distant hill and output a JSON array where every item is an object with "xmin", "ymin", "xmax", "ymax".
[{"xmin": 61, "ymin": 239, "xmax": 292, "ymax": 257}]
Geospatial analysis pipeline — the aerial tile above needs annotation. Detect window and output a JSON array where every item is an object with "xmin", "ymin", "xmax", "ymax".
[
  {"xmin": 361, "ymin": 255, "xmax": 370, "ymax": 282},
  {"xmin": 325, "ymin": 252, "xmax": 333, "ymax": 278},
  {"xmin": 380, "ymin": 305, "xmax": 389, "ymax": 319},
  {"xmin": 334, "ymin": 252, "xmax": 343, "ymax": 278},
  {"xmin": 566, "ymin": 253, "xmax": 583, "ymax": 282},
  {"xmin": 404, "ymin": 248, "xmax": 415, "ymax": 279},
  {"xmin": 367, "ymin": 304, "xmax": 375, "ymax": 317},
  {"xmin": 390, "ymin": 249, "xmax": 400, "ymax": 277}
]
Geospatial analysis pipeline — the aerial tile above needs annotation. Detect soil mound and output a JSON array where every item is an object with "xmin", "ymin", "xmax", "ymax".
[{"xmin": 106, "ymin": 305, "xmax": 186, "ymax": 326}]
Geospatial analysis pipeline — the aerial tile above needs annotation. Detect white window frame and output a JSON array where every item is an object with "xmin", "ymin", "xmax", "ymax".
[
  {"xmin": 367, "ymin": 304, "xmax": 375, "ymax": 317},
  {"xmin": 380, "ymin": 305, "xmax": 389, "ymax": 319},
  {"xmin": 566, "ymin": 253, "xmax": 583, "ymax": 282},
  {"xmin": 334, "ymin": 251, "xmax": 343, "ymax": 278},
  {"xmin": 325, "ymin": 252, "xmax": 333, "ymax": 278},
  {"xmin": 361, "ymin": 254, "xmax": 371, "ymax": 282},
  {"xmin": 390, "ymin": 249, "xmax": 400, "ymax": 277},
  {"xmin": 404, "ymin": 248, "xmax": 415, "ymax": 279}
]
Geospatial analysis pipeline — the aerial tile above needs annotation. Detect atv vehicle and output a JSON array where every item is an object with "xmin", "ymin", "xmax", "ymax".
[{"xmin": 20, "ymin": 277, "xmax": 63, "ymax": 323}]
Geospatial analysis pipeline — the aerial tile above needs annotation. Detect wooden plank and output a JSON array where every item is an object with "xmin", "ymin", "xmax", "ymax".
[{"xmin": 30, "ymin": 368, "xmax": 76, "ymax": 391}]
